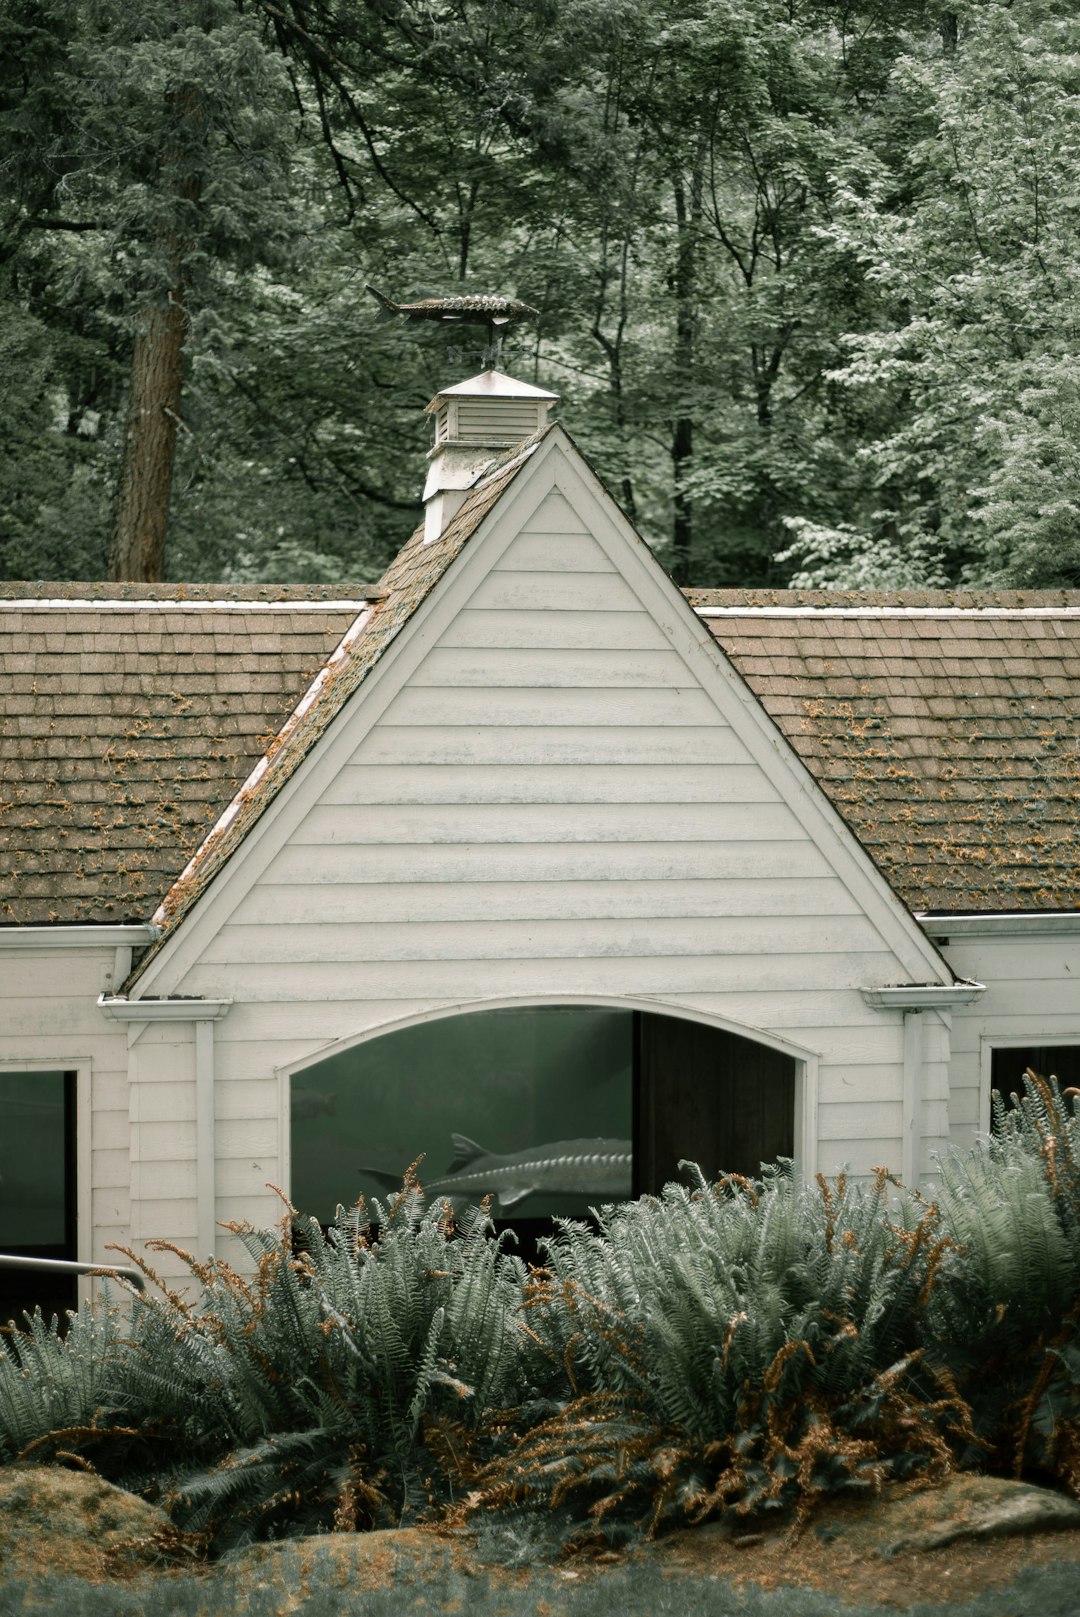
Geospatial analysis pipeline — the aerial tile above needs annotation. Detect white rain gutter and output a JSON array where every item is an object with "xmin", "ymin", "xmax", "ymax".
[
  {"xmin": 97, "ymin": 995, "xmax": 231, "ymax": 1021},
  {"xmin": 0, "ymin": 925, "xmax": 158, "ymax": 948},
  {"xmin": 859, "ymin": 982, "xmax": 986, "ymax": 1009},
  {"xmin": 918, "ymin": 912, "xmax": 1080, "ymax": 939}
]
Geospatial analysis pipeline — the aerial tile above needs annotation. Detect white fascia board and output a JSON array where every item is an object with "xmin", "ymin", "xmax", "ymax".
[
  {"xmin": 98, "ymin": 994, "xmax": 231, "ymax": 1022},
  {"xmin": 860, "ymin": 982, "xmax": 986, "ymax": 1009},
  {"xmin": 9, "ymin": 598, "xmax": 370, "ymax": 613},
  {"xmin": 129, "ymin": 437, "xmax": 570, "ymax": 996},
  {"xmin": 694, "ymin": 606, "xmax": 1080, "ymax": 620},
  {"xmin": 0, "ymin": 925, "xmax": 158, "ymax": 950},
  {"xmin": 918, "ymin": 912, "xmax": 1080, "ymax": 939}
]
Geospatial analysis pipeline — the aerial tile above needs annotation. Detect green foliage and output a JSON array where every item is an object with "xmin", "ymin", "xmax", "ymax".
[
  {"xmin": 472, "ymin": 1165, "xmax": 963, "ymax": 1533},
  {"xmin": 927, "ymin": 1072, "xmax": 1080, "ymax": 1491},
  {"xmin": 0, "ymin": 1181, "xmax": 539, "ymax": 1548},
  {"xmin": 0, "ymin": 1299, "xmax": 127, "ymax": 1462},
  {"xmin": 4, "ymin": 1107, "xmax": 1080, "ymax": 1548},
  {"xmin": 5, "ymin": 1, "xmax": 1075, "ymax": 586},
  {"xmin": 790, "ymin": 2, "xmax": 1080, "ymax": 587}
]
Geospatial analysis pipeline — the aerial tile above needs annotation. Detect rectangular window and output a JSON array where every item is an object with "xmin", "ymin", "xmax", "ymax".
[
  {"xmin": 989, "ymin": 1044, "xmax": 1080, "ymax": 1121},
  {"xmin": 0, "ymin": 1070, "xmax": 76, "ymax": 1326}
]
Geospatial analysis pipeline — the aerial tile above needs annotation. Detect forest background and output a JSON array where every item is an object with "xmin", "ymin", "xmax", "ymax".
[{"xmin": 1, "ymin": 0, "xmax": 1077, "ymax": 590}]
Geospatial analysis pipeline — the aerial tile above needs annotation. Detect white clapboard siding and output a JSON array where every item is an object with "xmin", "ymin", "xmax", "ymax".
[
  {"xmin": 232, "ymin": 877, "xmax": 862, "ymax": 928},
  {"xmin": 181, "ymin": 951, "xmax": 902, "ymax": 1004},
  {"xmin": 441, "ymin": 609, "xmax": 673, "ymax": 650},
  {"xmin": 355, "ymin": 725, "xmax": 748, "ymax": 766},
  {"xmin": 383, "ymin": 686, "xmax": 721, "ymax": 727},
  {"xmin": 217, "ymin": 1118, "xmax": 278, "ymax": 1157},
  {"xmin": 216, "ymin": 1080, "xmax": 280, "ymax": 1123},
  {"xmin": 410, "ymin": 646, "xmax": 690, "ymax": 687},
  {"xmin": 819, "ymin": 1102, "xmax": 903, "ymax": 1141},
  {"xmin": 291, "ymin": 802, "xmax": 800, "ymax": 846},
  {"xmin": 265, "ymin": 840, "xmax": 835, "ymax": 886},
  {"xmin": 939, "ymin": 932, "xmax": 1080, "ymax": 1147},
  {"xmin": 204, "ymin": 915, "xmax": 886, "ymax": 967},
  {"xmin": 322, "ymin": 764, "xmax": 774, "ymax": 806},
  {"xmin": 521, "ymin": 489, "xmax": 591, "ymax": 533},
  {"xmin": 490, "ymin": 531, "xmax": 614, "ymax": 573},
  {"xmin": 467, "ymin": 570, "xmax": 644, "ymax": 612},
  {"xmin": 817, "ymin": 1141, "xmax": 901, "ymax": 1177}
]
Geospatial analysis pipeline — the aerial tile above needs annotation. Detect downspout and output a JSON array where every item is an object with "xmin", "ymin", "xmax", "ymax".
[
  {"xmin": 195, "ymin": 1021, "xmax": 216, "ymax": 1256},
  {"xmin": 902, "ymin": 1010, "xmax": 924, "ymax": 1187}
]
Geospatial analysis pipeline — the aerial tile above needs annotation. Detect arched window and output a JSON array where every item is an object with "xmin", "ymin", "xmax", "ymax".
[{"xmin": 290, "ymin": 1007, "xmax": 796, "ymax": 1248}]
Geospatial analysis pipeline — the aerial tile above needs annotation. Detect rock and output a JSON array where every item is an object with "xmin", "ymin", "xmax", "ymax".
[
  {"xmin": 795, "ymin": 1473, "xmax": 1080, "ymax": 1561},
  {"xmin": 883, "ymin": 1477, "xmax": 1080, "ymax": 1557},
  {"xmin": 0, "ymin": 1465, "xmax": 183, "ymax": 1583}
]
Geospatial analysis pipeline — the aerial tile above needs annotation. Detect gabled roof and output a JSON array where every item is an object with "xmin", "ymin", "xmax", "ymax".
[
  {"xmin": 696, "ymin": 590, "xmax": 1080, "ymax": 914},
  {"xmin": 4, "ymin": 483, "xmax": 1080, "ymax": 944},
  {"xmin": 0, "ymin": 585, "xmax": 371, "ymax": 924}
]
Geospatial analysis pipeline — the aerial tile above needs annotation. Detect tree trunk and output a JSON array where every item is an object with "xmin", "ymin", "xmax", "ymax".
[
  {"xmin": 109, "ymin": 83, "xmax": 203, "ymax": 582},
  {"xmin": 109, "ymin": 289, "xmax": 188, "ymax": 581},
  {"xmin": 671, "ymin": 147, "xmax": 704, "ymax": 586}
]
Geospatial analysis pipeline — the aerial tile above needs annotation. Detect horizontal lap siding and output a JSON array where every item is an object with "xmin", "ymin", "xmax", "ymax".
[
  {"xmin": 184, "ymin": 953, "xmax": 902, "ymax": 1002},
  {"xmin": 265, "ymin": 841, "xmax": 830, "ymax": 886},
  {"xmin": 235, "ymin": 878, "xmax": 862, "ymax": 925},
  {"xmin": 940, "ymin": 934, "xmax": 1080, "ymax": 1148},
  {"xmin": 322, "ymin": 763, "xmax": 775, "ymax": 805},
  {"xmin": 205, "ymin": 916, "xmax": 886, "ymax": 965},
  {"xmin": 356, "ymin": 725, "xmax": 751, "ymax": 765},
  {"xmin": 176, "ymin": 496, "xmax": 922, "ymax": 1207}
]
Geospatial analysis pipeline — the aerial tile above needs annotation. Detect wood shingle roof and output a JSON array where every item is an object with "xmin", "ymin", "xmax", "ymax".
[
  {"xmin": 698, "ymin": 591, "xmax": 1080, "ymax": 915},
  {"xmin": 0, "ymin": 586, "xmax": 370, "ymax": 924},
  {"xmin": 4, "ymin": 562, "xmax": 1080, "ymax": 935}
]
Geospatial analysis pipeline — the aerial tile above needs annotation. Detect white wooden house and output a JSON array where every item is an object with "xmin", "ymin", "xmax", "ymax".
[{"xmin": 3, "ymin": 369, "xmax": 1080, "ymax": 1315}]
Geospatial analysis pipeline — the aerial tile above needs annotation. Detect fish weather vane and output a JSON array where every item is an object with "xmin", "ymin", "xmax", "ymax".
[{"xmin": 366, "ymin": 285, "xmax": 539, "ymax": 369}]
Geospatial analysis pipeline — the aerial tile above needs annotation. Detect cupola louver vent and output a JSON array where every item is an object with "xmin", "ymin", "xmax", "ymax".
[{"xmin": 422, "ymin": 369, "xmax": 558, "ymax": 542}]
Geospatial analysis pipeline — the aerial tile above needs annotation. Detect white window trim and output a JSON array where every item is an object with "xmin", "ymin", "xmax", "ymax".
[
  {"xmin": 978, "ymin": 1033, "xmax": 1080, "ymax": 1137},
  {"xmin": 0, "ymin": 1058, "xmax": 92, "ymax": 1310}
]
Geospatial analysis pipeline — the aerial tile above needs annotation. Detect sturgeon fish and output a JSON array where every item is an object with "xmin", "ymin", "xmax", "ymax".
[
  {"xmin": 359, "ymin": 1135, "xmax": 632, "ymax": 1213},
  {"xmin": 366, "ymin": 286, "xmax": 539, "ymax": 327}
]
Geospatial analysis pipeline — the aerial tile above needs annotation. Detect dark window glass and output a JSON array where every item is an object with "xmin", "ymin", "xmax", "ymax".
[
  {"xmin": 292, "ymin": 1007, "xmax": 633, "ymax": 1229},
  {"xmin": 635, "ymin": 1013, "xmax": 796, "ymax": 1194},
  {"xmin": 990, "ymin": 1046, "xmax": 1080, "ymax": 1121},
  {"xmin": 291, "ymin": 1006, "xmax": 800, "ymax": 1256},
  {"xmin": 0, "ymin": 1070, "xmax": 76, "ymax": 1325}
]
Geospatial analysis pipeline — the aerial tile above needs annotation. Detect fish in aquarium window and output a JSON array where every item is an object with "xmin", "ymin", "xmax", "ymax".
[{"xmin": 290, "ymin": 1007, "xmax": 633, "ymax": 1225}]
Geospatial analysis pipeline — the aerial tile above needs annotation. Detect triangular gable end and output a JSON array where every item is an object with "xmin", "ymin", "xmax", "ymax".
[{"xmin": 129, "ymin": 426, "xmax": 952, "ymax": 998}]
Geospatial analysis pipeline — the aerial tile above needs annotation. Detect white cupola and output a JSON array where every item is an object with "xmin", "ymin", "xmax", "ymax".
[{"xmin": 422, "ymin": 369, "xmax": 558, "ymax": 542}]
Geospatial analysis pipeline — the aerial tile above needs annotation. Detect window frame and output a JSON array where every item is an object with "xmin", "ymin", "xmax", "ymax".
[{"xmin": 979, "ymin": 1034, "xmax": 1080, "ymax": 1135}]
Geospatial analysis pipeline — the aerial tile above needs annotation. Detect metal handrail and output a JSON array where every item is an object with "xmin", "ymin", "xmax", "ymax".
[{"xmin": 0, "ymin": 1253, "xmax": 145, "ymax": 1291}]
